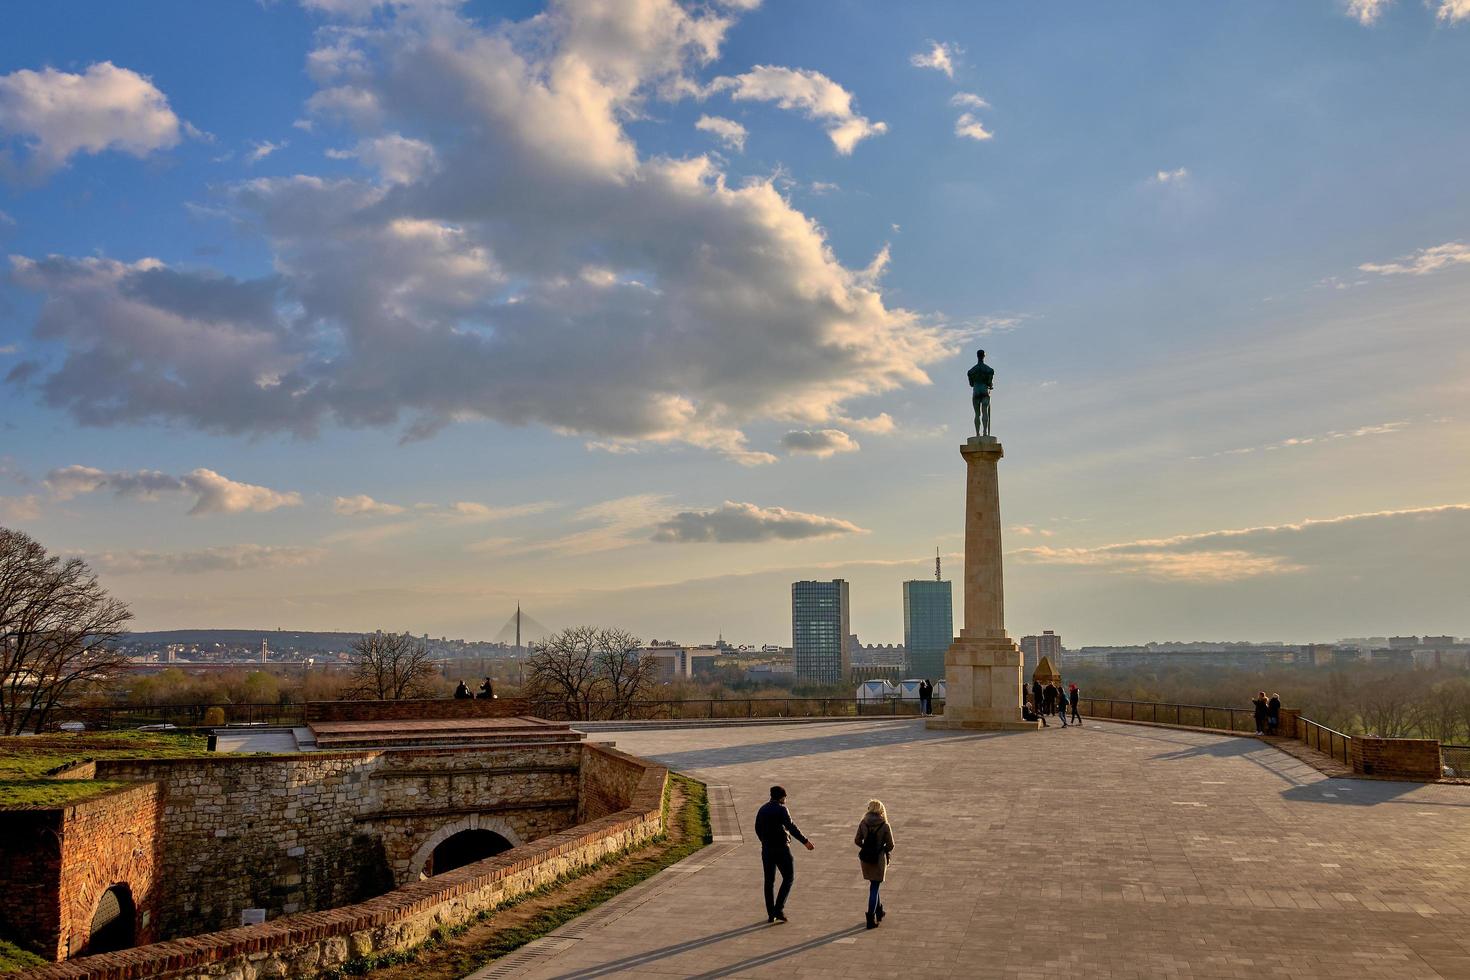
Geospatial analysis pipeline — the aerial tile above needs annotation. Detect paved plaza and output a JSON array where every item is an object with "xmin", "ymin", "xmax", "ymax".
[{"xmin": 498, "ymin": 718, "xmax": 1470, "ymax": 980}]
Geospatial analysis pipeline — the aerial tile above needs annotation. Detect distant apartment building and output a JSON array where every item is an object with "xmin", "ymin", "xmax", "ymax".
[
  {"xmin": 1020, "ymin": 630, "xmax": 1063, "ymax": 676},
  {"xmin": 902, "ymin": 579, "xmax": 953, "ymax": 680},
  {"xmin": 791, "ymin": 579, "xmax": 851, "ymax": 685},
  {"xmin": 1388, "ymin": 636, "xmax": 1421, "ymax": 649},
  {"xmin": 637, "ymin": 646, "xmax": 723, "ymax": 683},
  {"xmin": 852, "ymin": 643, "xmax": 908, "ymax": 668}
]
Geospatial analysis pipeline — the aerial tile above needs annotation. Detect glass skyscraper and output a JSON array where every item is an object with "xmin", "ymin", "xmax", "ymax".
[
  {"xmin": 791, "ymin": 579, "xmax": 851, "ymax": 685},
  {"xmin": 903, "ymin": 579, "xmax": 953, "ymax": 680}
]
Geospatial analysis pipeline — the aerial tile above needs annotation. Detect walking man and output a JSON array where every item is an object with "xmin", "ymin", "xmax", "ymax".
[
  {"xmin": 1069, "ymin": 683, "xmax": 1081, "ymax": 724},
  {"xmin": 755, "ymin": 785, "xmax": 814, "ymax": 923}
]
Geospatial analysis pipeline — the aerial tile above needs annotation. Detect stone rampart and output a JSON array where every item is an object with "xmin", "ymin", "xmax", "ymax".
[
  {"xmin": 304, "ymin": 698, "xmax": 531, "ymax": 722},
  {"xmin": 18, "ymin": 745, "xmax": 668, "ymax": 980},
  {"xmin": 91, "ymin": 742, "xmax": 583, "ymax": 939}
]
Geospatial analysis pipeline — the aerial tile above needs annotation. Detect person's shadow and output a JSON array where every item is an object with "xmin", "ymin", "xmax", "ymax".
[{"xmin": 548, "ymin": 922, "xmax": 865, "ymax": 979}]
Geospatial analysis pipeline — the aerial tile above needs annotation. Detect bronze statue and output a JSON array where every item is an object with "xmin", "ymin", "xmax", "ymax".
[{"xmin": 967, "ymin": 349, "xmax": 994, "ymax": 438}]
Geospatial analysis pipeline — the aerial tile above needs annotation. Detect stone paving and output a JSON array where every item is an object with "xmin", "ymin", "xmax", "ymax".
[{"xmin": 504, "ymin": 718, "xmax": 1470, "ymax": 980}]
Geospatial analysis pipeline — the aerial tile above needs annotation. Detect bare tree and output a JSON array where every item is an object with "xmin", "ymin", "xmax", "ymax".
[
  {"xmin": 1354, "ymin": 670, "xmax": 1420, "ymax": 737},
  {"xmin": 1418, "ymin": 678, "xmax": 1469, "ymax": 744},
  {"xmin": 347, "ymin": 631, "xmax": 437, "ymax": 699},
  {"xmin": 595, "ymin": 627, "xmax": 655, "ymax": 719},
  {"xmin": 1, "ymin": 528, "xmax": 132, "ymax": 734}
]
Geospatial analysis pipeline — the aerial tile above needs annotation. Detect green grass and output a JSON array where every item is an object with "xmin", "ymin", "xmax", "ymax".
[
  {"xmin": 323, "ymin": 774, "xmax": 712, "ymax": 979},
  {"xmin": 0, "ymin": 938, "xmax": 46, "ymax": 974},
  {"xmin": 0, "ymin": 731, "xmax": 210, "ymax": 808}
]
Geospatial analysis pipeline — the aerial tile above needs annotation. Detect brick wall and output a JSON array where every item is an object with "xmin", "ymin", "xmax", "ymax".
[
  {"xmin": 578, "ymin": 743, "xmax": 653, "ymax": 822},
  {"xmin": 19, "ymin": 754, "xmax": 670, "ymax": 980},
  {"xmin": 0, "ymin": 783, "xmax": 162, "ymax": 961},
  {"xmin": 304, "ymin": 698, "xmax": 532, "ymax": 722},
  {"xmin": 1349, "ymin": 736, "xmax": 1442, "ymax": 779}
]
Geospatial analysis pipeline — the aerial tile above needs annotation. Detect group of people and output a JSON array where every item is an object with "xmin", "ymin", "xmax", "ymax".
[
  {"xmin": 1023, "ymin": 679, "xmax": 1080, "ymax": 727},
  {"xmin": 756, "ymin": 785, "xmax": 895, "ymax": 930},
  {"xmin": 1251, "ymin": 691, "xmax": 1282, "ymax": 736},
  {"xmin": 452, "ymin": 677, "xmax": 496, "ymax": 700},
  {"xmin": 916, "ymin": 679, "xmax": 937, "ymax": 715}
]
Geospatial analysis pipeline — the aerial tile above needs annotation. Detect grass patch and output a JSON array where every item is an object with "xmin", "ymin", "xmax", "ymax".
[
  {"xmin": 0, "ymin": 731, "xmax": 210, "ymax": 808},
  {"xmin": 0, "ymin": 938, "xmax": 46, "ymax": 974},
  {"xmin": 332, "ymin": 773, "xmax": 711, "ymax": 980}
]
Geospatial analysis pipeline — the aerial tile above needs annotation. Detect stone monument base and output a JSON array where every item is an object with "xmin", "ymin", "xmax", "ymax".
[{"xmin": 926, "ymin": 634, "xmax": 1040, "ymax": 732}]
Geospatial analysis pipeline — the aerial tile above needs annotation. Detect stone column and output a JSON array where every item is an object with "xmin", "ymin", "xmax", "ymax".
[{"xmin": 929, "ymin": 436, "xmax": 1037, "ymax": 731}]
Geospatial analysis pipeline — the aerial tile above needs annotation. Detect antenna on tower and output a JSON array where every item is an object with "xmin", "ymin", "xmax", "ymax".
[
  {"xmin": 935, "ymin": 547, "xmax": 941, "ymax": 582},
  {"xmin": 515, "ymin": 602, "xmax": 521, "ymax": 652}
]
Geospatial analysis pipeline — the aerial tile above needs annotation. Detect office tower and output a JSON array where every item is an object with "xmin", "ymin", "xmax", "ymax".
[
  {"xmin": 791, "ymin": 579, "xmax": 851, "ymax": 684},
  {"xmin": 1019, "ymin": 630, "xmax": 1062, "ymax": 675},
  {"xmin": 903, "ymin": 579, "xmax": 953, "ymax": 679}
]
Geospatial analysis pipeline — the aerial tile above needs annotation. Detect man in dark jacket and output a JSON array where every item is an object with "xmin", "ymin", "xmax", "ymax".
[
  {"xmin": 1031, "ymin": 680, "xmax": 1046, "ymax": 727},
  {"xmin": 755, "ymin": 785, "xmax": 814, "ymax": 922},
  {"xmin": 1069, "ymin": 683, "xmax": 1081, "ymax": 724}
]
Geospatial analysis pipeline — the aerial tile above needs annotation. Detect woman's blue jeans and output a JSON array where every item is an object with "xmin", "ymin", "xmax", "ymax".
[{"xmin": 867, "ymin": 880, "xmax": 881, "ymax": 914}]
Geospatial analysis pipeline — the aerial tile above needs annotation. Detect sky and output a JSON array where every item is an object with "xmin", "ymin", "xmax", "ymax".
[{"xmin": 1, "ymin": 0, "xmax": 1468, "ymax": 647}]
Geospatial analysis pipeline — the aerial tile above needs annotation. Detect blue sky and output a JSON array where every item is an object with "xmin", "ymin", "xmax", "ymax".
[{"xmin": 2, "ymin": 0, "xmax": 1468, "ymax": 645}]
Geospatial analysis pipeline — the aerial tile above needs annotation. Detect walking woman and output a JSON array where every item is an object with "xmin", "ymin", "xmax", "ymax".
[{"xmin": 855, "ymin": 799, "xmax": 895, "ymax": 930}]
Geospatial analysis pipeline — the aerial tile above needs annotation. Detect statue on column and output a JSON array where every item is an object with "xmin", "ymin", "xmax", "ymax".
[{"xmin": 967, "ymin": 349, "xmax": 994, "ymax": 438}]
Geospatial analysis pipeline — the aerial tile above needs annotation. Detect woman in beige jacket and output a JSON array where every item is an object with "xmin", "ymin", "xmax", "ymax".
[{"xmin": 855, "ymin": 799, "xmax": 894, "ymax": 929}]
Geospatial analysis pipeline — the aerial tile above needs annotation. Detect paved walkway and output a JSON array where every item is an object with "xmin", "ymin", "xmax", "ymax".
[{"xmin": 505, "ymin": 718, "xmax": 1470, "ymax": 980}]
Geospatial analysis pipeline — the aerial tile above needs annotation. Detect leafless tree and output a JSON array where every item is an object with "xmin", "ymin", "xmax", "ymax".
[
  {"xmin": 595, "ymin": 627, "xmax": 655, "ymax": 719},
  {"xmin": 1, "ymin": 527, "xmax": 132, "ymax": 734},
  {"xmin": 1354, "ymin": 670, "xmax": 1420, "ymax": 737},
  {"xmin": 1418, "ymin": 679, "xmax": 1469, "ymax": 744},
  {"xmin": 525, "ymin": 626, "xmax": 651, "ymax": 720},
  {"xmin": 347, "ymin": 631, "xmax": 437, "ymax": 699}
]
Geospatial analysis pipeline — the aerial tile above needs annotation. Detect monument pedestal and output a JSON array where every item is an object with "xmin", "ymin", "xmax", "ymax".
[{"xmin": 928, "ymin": 435, "xmax": 1039, "ymax": 732}]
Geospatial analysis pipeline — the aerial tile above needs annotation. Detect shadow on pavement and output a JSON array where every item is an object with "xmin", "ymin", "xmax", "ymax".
[
  {"xmin": 643, "ymin": 722, "xmax": 1013, "ymax": 771},
  {"xmin": 683, "ymin": 925, "xmax": 868, "ymax": 979},
  {"xmin": 1278, "ymin": 780, "xmax": 1461, "ymax": 806},
  {"xmin": 547, "ymin": 922, "xmax": 771, "ymax": 980}
]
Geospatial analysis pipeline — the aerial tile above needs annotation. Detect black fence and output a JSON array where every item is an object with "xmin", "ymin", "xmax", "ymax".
[{"xmin": 1076, "ymin": 697, "xmax": 1258, "ymax": 733}]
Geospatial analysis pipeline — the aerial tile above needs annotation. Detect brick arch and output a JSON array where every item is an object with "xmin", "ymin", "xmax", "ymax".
[{"xmin": 407, "ymin": 815, "xmax": 523, "ymax": 879}]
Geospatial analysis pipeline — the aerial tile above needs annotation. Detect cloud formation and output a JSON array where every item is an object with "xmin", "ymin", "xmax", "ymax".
[
  {"xmin": 1152, "ymin": 167, "xmax": 1189, "ymax": 184},
  {"xmin": 333, "ymin": 493, "xmax": 406, "ymax": 516},
  {"xmin": 954, "ymin": 113, "xmax": 993, "ymax": 142},
  {"xmin": 44, "ymin": 465, "xmax": 301, "ymax": 515},
  {"xmin": 950, "ymin": 92, "xmax": 988, "ymax": 110},
  {"xmin": 0, "ymin": 62, "xmax": 183, "ymax": 179},
  {"xmin": 1345, "ymin": 0, "xmax": 1392, "ymax": 24},
  {"xmin": 651, "ymin": 500, "xmax": 866, "ymax": 543},
  {"xmin": 11, "ymin": 1, "xmax": 942, "ymax": 462},
  {"xmin": 1358, "ymin": 241, "xmax": 1470, "ymax": 277},
  {"xmin": 694, "ymin": 114, "xmax": 747, "ymax": 151},
  {"xmin": 780, "ymin": 428, "xmax": 860, "ymax": 457},
  {"xmin": 712, "ymin": 66, "xmax": 888, "ymax": 154},
  {"xmin": 1188, "ymin": 421, "xmax": 1409, "ymax": 460},
  {"xmin": 93, "ymin": 543, "xmax": 323, "ymax": 574},
  {"xmin": 910, "ymin": 41, "xmax": 958, "ymax": 78},
  {"xmin": 1440, "ymin": 0, "xmax": 1470, "ymax": 22},
  {"xmin": 1011, "ymin": 502, "xmax": 1470, "ymax": 582}
]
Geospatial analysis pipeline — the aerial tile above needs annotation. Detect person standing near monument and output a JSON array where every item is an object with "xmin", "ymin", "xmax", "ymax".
[
  {"xmin": 1069, "ymin": 683, "xmax": 1081, "ymax": 724},
  {"xmin": 755, "ymin": 785, "xmax": 814, "ymax": 923},
  {"xmin": 967, "ymin": 349, "xmax": 995, "ymax": 439}
]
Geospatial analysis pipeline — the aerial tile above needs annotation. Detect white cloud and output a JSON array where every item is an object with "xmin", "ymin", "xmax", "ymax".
[
  {"xmin": 0, "ymin": 495, "xmax": 42, "ymax": 522},
  {"xmin": 327, "ymin": 133, "xmax": 437, "ymax": 184},
  {"xmin": 93, "ymin": 543, "xmax": 323, "ymax": 574},
  {"xmin": 1440, "ymin": 0, "xmax": 1470, "ymax": 22},
  {"xmin": 694, "ymin": 114, "xmax": 747, "ymax": 152},
  {"xmin": 651, "ymin": 500, "xmax": 866, "ymax": 543},
  {"xmin": 0, "ymin": 61, "xmax": 183, "ymax": 179},
  {"xmin": 443, "ymin": 500, "xmax": 555, "ymax": 521},
  {"xmin": 954, "ymin": 113, "xmax": 993, "ymax": 142},
  {"xmin": 909, "ymin": 41, "xmax": 958, "ymax": 78},
  {"xmin": 333, "ymin": 493, "xmax": 406, "ymax": 516},
  {"xmin": 1189, "ymin": 421, "xmax": 1409, "ymax": 460},
  {"xmin": 780, "ymin": 428, "xmax": 860, "ymax": 457},
  {"xmin": 1345, "ymin": 0, "xmax": 1392, "ymax": 24},
  {"xmin": 840, "ymin": 413, "xmax": 895, "ymax": 435},
  {"xmin": 1012, "ymin": 502, "xmax": 1470, "ymax": 582},
  {"xmin": 43, "ymin": 464, "xmax": 301, "ymax": 515},
  {"xmin": 949, "ymin": 92, "xmax": 989, "ymax": 110},
  {"xmin": 246, "ymin": 139, "xmax": 286, "ymax": 164},
  {"xmin": 1152, "ymin": 167, "xmax": 1189, "ymax": 184},
  {"xmin": 1358, "ymin": 241, "xmax": 1470, "ymax": 277},
  {"xmin": 12, "ymin": 1, "xmax": 945, "ymax": 460},
  {"xmin": 712, "ymin": 66, "xmax": 887, "ymax": 154}
]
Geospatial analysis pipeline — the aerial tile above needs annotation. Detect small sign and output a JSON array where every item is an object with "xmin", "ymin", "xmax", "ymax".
[{"xmin": 240, "ymin": 908, "xmax": 266, "ymax": 927}]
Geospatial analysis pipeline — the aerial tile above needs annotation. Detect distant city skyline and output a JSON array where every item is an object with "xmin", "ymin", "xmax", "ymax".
[{"xmin": 2, "ymin": 1, "xmax": 1468, "ymax": 645}]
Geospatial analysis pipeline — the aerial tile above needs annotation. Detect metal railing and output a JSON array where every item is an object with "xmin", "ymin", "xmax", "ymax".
[
  {"xmin": 54, "ymin": 702, "xmax": 308, "ymax": 730},
  {"xmin": 1076, "ymin": 698, "xmax": 1257, "ymax": 734},
  {"xmin": 1296, "ymin": 716, "xmax": 1352, "ymax": 766},
  {"xmin": 1441, "ymin": 745, "xmax": 1470, "ymax": 775}
]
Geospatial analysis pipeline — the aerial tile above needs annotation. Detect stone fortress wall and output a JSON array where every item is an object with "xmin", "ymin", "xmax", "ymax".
[{"xmin": 2, "ymin": 740, "xmax": 669, "ymax": 976}]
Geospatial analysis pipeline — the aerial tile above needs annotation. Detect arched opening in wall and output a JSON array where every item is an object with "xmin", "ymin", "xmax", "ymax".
[
  {"xmin": 424, "ymin": 830, "xmax": 513, "ymax": 877},
  {"xmin": 84, "ymin": 884, "xmax": 135, "ymax": 955}
]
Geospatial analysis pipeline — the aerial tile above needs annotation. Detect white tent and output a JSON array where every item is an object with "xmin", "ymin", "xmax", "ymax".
[
  {"xmin": 856, "ymin": 679, "xmax": 897, "ymax": 703},
  {"xmin": 897, "ymin": 679, "xmax": 924, "ymax": 700}
]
